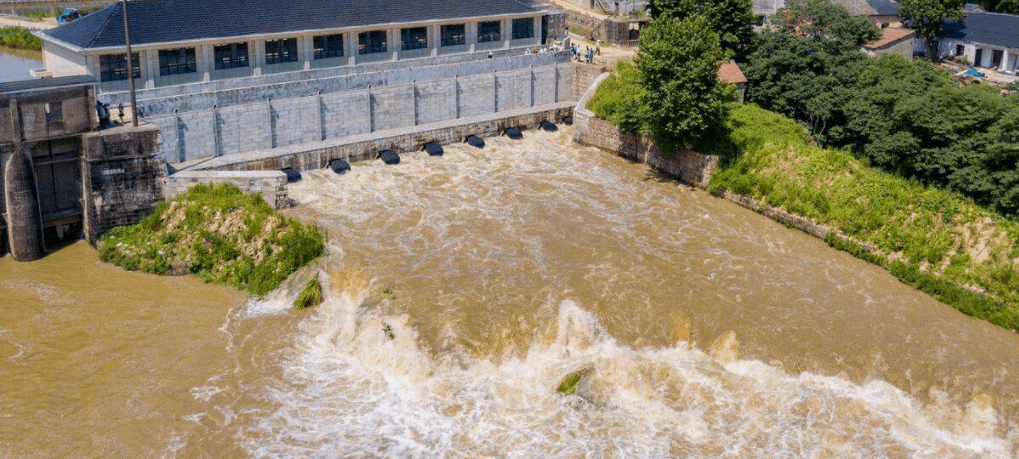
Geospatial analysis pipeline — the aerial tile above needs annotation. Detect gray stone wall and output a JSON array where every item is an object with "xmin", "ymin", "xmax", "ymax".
[
  {"xmin": 151, "ymin": 62, "xmax": 575, "ymax": 163},
  {"xmin": 80, "ymin": 124, "xmax": 166, "ymax": 243},
  {"xmin": 572, "ymin": 72, "xmax": 722, "ymax": 188},
  {"xmin": 164, "ymin": 170, "xmax": 289, "ymax": 209},
  {"xmin": 178, "ymin": 103, "xmax": 574, "ymax": 173}
]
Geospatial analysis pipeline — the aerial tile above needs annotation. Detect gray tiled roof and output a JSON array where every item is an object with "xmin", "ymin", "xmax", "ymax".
[
  {"xmin": 0, "ymin": 75, "xmax": 95, "ymax": 94},
  {"xmin": 943, "ymin": 10, "xmax": 1019, "ymax": 50},
  {"xmin": 43, "ymin": 0, "xmax": 544, "ymax": 49},
  {"xmin": 825, "ymin": 0, "xmax": 901, "ymax": 16}
]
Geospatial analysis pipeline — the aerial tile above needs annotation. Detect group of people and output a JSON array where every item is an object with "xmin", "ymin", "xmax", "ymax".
[{"xmin": 570, "ymin": 42, "xmax": 600, "ymax": 64}]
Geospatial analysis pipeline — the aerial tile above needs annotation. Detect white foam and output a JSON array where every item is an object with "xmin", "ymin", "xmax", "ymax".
[{"xmin": 239, "ymin": 294, "xmax": 1016, "ymax": 458}]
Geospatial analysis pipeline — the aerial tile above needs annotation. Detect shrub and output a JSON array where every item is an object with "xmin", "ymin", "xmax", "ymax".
[
  {"xmin": 294, "ymin": 274, "xmax": 323, "ymax": 309},
  {"xmin": 100, "ymin": 183, "xmax": 326, "ymax": 295},
  {"xmin": 0, "ymin": 27, "xmax": 43, "ymax": 50}
]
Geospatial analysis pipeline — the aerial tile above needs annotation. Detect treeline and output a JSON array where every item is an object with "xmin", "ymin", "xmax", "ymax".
[
  {"xmin": 744, "ymin": 0, "xmax": 1019, "ymax": 216},
  {"xmin": 0, "ymin": 27, "xmax": 43, "ymax": 50}
]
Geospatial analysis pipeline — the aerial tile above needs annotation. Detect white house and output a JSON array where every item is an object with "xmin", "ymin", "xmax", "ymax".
[{"xmin": 931, "ymin": 7, "xmax": 1019, "ymax": 74}]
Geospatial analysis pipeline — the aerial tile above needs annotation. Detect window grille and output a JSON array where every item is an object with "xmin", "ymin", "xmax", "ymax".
[
  {"xmin": 359, "ymin": 31, "xmax": 388, "ymax": 54},
  {"xmin": 214, "ymin": 43, "xmax": 249, "ymax": 69},
  {"xmin": 99, "ymin": 53, "xmax": 139, "ymax": 82},
  {"xmin": 441, "ymin": 24, "xmax": 465, "ymax": 47},
  {"xmin": 401, "ymin": 27, "xmax": 428, "ymax": 50},
  {"xmin": 158, "ymin": 48, "xmax": 197, "ymax": 76},
  {"xmin": 478, "ymin": 21, "xmax": 501, "ymax": 43},
  {"xmin": 314, "ymin": 34, "xmax": 344, "ymax": 59},
  {"xmin": 265, "ymin": 38, "xmax": 298, "ymax": 64},
  {"xmin": 512, "ymin": 18, "xmax": 534, "ymax": 40}
]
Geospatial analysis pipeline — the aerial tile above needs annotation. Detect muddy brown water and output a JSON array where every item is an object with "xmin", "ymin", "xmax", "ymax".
[{"xmin": 1, "ymin": 128, "xmax": 1017, "ymax": 457}]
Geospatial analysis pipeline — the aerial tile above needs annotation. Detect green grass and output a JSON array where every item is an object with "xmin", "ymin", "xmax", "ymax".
[
  {"xmin": 294, "ymin": 273, "xmax": 323, "ymax": 309},
  {"xmin": 707, "ymin": 104, "xmax": 1019, "ymax": 331},
  {"xmin": 586, "ymin": 61, "xmax": 646, "ymax": 134},
  {"xmin": 0, "ymin": 27, "xmax": 42, "ymax": 50},
  {"xmin": 99, "ymin": 183, "xmax": 326, "ymax": 295},
  {"xmin": 556, "ymin": 368, "xmax": 592, "ymax": 395}
]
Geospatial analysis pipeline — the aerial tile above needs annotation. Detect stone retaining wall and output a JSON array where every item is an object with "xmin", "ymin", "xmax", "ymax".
[
  {"xmin": 572, "ymin": 72, "xmax": 881, "ymax": 256},
  {"xmin": 572, "ymin": 73, "xmax": 721, "ymax": 187},
  {"xmin": 180, "ymin": 103, "xmax": 574, "ymax": 172},
  {"xmin": 164, "ymin": 171, "xmax": 289, "ymax": 209}
]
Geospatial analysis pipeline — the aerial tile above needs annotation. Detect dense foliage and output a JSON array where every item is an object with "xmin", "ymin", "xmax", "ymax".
[
  {"xmin": 647, "ymin": 0, "xmax": 755, "ymax": 57},
  {"xmin": 586, "ymin": 61, "xmax": 647, "ymax": 134},
  {"xmin": 100, "ymin": 183, "xmax": 326, "ymax": 295},
  {"xmin": 744, "ymin": 1, "xmax": 1019, "ymax": 216},
  {"xmin": 635, "ymin": 15, "xmax": 735, "ymax": 152},
  {"xmin": 978, "ymin": 0, "xmax": 1019, "ymax": 13},
  {"xmin": 709, "ymin": 104, "xmax": 1019, "ymax": 331},
  {"xmin": 898, "ymin": 0, "xmax": 966, "ymax": 58},
  {"xmin": 0, "ymin": 27, "xmax": 43, "ymax": 50}
]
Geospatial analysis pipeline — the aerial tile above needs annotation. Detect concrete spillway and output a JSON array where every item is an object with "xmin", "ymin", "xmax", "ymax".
[{"xmin": 4, "ymin": 148, "xmax": 44, "ymax": 261}]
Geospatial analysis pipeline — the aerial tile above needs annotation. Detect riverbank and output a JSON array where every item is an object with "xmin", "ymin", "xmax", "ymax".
[
  {"xmin": 576, "ymin": 72, "xmax": 1019, "ymax": 332},
  {"xmin": 0, "ymin": 26, "xmax": 42, "ymax": 50}
]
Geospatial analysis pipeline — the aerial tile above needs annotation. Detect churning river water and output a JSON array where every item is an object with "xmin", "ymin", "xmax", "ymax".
[{"xmin": 2, "ymin": 127, "xmax": 1018, "ymax": 457}]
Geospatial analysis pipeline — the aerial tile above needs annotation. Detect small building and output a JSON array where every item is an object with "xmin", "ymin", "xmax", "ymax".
[
  {"xmin": 1, "ymin": 75, "xmax": 166, "ymax": 258},
  {"xmin": 861, "ymin": 27, "xmax": 915, "ymax": 59},
  {"xmin": 829, "ymin": 0, "xmax": 903, "ymax": 27},
  {"xmin": 936, "ymin": 9, "xmax": 1019, "ymax": 74},
  {"xmin": 35, "ymin": 0, "xmax": 550, "ymax": 92},
  {"xmin": 717, "ymin": 60, "xmax": 748, "ymax": 102}
]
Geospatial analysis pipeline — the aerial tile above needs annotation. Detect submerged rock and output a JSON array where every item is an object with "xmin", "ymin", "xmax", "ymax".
[
  {"xmin": 379, "ymin": 150, "xmax": 400, "ymax": 165},
  {"xmin": 329, "ymin": 158, "xmax": 351, "ymax": 174},
  {"xmin": 504, "ymin": 127, "xmax": 523, "ymax": 140},
  {"xmin": 539, "ymin": 120, "xmax": 558, "ymax": 132},
  {"xmin": 563, "ymin": 115, "xmax": 574, "ymax": 126}
]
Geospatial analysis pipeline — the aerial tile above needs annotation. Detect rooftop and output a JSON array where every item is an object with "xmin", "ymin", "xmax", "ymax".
[
  {"xmin": 43, "ymin": 0, "xmax": 545, "ymax": 50},
  {"xmin": 0, "ymin": 75, "xmax": 95, "ymax": 94},
  {"xmin": 717, "ymin": 60, "xmax": 747, "ymax": 84},
  {"xmin": 803, "ymin": 0, "xmax": 902, "ymax": 16},
  {"xmin": 942, "ymin": 9, "xmax": 1019, "ymax": 50},
  {"xmin": 864, "ymin": 27, "xmax": 914, "ymax": 48}
]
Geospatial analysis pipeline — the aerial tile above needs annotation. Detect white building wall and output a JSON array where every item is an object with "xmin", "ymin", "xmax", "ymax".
[{"xmin": 42, "ymin": 41, "xmax": 87, "ymax": 77}]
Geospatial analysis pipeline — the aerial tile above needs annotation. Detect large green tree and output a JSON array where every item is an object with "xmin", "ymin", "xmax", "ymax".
[
  {"xmin": 635, "ymin": 15, "xmax": 735, "ymax": 153},
  {"xmin": 899, "ymin": 0, "xmax": 966, "ymax": 59},
  {"xmin": 646, "ymin": 0, "xmax": 755, "ymax": 58},
  {"xmin": 772, "ymin": 0, "xmax": 880, "ymax": 47},
  {"xmin": 743, "ymin": 0, "xmax": 876, "ymax": 143}
]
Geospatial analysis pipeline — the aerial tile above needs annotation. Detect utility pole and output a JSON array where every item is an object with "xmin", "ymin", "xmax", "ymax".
[{"xmin": 122, "ymin": 0, "xmax": 138, "ymax": 127}]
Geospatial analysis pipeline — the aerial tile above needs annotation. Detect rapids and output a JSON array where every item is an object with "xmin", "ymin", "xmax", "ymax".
[{"xmin": 2, "ymin": 127, "xmax": 1017, "ymax": 457}]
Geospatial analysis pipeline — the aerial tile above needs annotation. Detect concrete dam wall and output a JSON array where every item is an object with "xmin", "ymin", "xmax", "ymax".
[{"xmin": 98, "ymin": 52, "xmax": 575, "ymax": 164}]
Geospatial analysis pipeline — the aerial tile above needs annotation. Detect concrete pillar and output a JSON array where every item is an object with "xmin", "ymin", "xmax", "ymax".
[
  {"xmin": 533, "ymin": 15, "xmax": 541, "ymax": 46},
  {"xmin": 8, "ymin": 97, "xmax": 22, "ymax": 142},
  {"xmin": 453, "ymin": 75, "xmax": 460, "ymax": 119},
  {"xmin": 252, "ymin": 39, "xmax": 264, "ymax": 76},
  {"xmin": 301, "ymin": 35, "xmax": 313, "ymax": 70},
  {"xmin": 198, "ymin": 45, "xmax": 212, "ymax": 82},
  {"xmin": 468, "ymin": 21, "xmax": 477, "ymax": 53},
  {"xmin": 503, "ymin": 19, "xmax": 511, "ymax": 49},
  {"xmin": 4, "ymin": 147, "xmax": 45, "ymax": 261},
  {"xmin": 142, "ymin": 50, "xmax": 155, "ymax": 88},
  {"xmin": 347, "ymin": 32, "xmax": 358, "ymax": 66},
  {"xmin": 389, "ymin": 28, "xmax": 399, "ymax": 61},
  {"xmin": 429, "ymin": 25, "xmax": 439, "ymax": 57},
  {"xmin": 1000, "ymin": 49, "xmax": 1011, "ymax": 73}
]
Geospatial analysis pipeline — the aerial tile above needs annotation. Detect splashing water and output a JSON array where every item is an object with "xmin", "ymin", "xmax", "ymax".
[{"xmin": 241, "ymin": 280, "xmax": 1014, "ymax": 458}]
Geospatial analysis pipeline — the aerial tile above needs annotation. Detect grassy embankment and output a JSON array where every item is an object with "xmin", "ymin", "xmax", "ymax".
[
  {"xmin": 99, "ymin": 184, "xmax": 326, "ymax": 295},
  {"xmin": 0, "ymin": 27, "xmax": 43, "ymax": 50},
  {"xmin": 588, "ymin": 65, "xmax": 1019, "ymax": 332}
]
